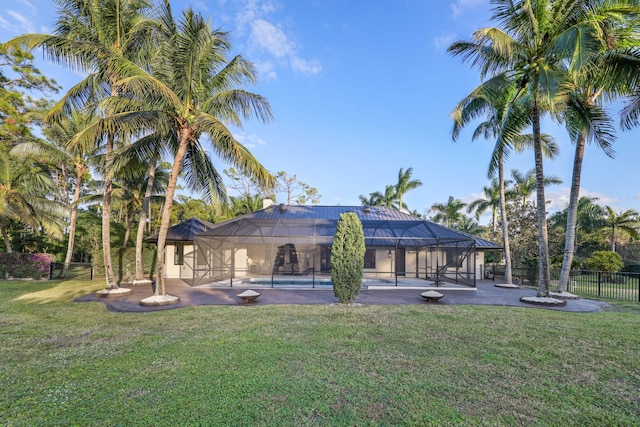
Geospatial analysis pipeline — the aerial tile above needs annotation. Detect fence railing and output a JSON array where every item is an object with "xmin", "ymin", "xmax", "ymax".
[{"xmin": 485, "ymin": 265, "xmax": 640, "ymax": 302}]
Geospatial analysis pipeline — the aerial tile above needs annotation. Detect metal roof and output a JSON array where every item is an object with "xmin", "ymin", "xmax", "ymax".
[
  {"xmin": 145, "ymin": 217, "xmax": 216, "ymax": 243},
  {"xmin": 196, "ymin": 205, "xmax": 501, "ymax": 249}
]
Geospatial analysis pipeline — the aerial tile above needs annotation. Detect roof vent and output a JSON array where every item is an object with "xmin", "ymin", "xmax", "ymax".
[
  {"xmin": 363, "ymin": 205, "xmax": 371, "ymax": 213},
  {"xmin": 279, "ymin": 203, "xmax": 287, "ymax": 213}
]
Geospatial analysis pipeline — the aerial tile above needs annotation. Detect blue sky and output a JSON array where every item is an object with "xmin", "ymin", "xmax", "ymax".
[{"xmin": 1, "ymin": 0, "xmax": 639, "ymax": 223}]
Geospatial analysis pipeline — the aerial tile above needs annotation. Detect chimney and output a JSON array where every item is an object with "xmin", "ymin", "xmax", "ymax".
[{"xmin": 263, "ymin": 198, "xmax": 275, "ymax": 209}]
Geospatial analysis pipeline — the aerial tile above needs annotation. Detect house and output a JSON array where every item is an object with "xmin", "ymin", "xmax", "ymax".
[
  {"xmin": 145, "ymin": 217, "xmax": 216, "ymax": 279},
  {"xmin": 191, "ymin": 205, "xmax": 501, "ymax": 287}
]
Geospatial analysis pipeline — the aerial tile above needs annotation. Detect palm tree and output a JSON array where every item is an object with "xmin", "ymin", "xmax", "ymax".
[
  {"xmin": 359, "ymin": 185, "xmax": 399, "ymax": 208},
  {"xmin": 0, "ymin": 147, "xmax": 65, "ymax": 253},
  {"xmin": 449, "ymin": 0, "xmax": 623, "ymax": 296},
  {"xmin": 557, "ymin": 6, "xmax": 639, "ymax": 293},
  {"xmin": 7, "ymin": 0, "xmax": 157, "ymax": 292},
  {"xmin": 41, "ymin": 112, "xmax": 93, "ymax": 278},
  {"xmin": 510, "ymin": 169, "xmax": 562, "ymax": 208},
  {"xmin": 602, "ymin": 207, "xmax": 640, "ymax": 252},
  {"xmin": 429, "ymin": 196, "xmax": 468, "ymax": 229},
  {"xmin": 467, "ymin": 179, "xmax": 502, "ymax": 234},
  {"xmin": 451, "ymin": 76, "xmax": 559, "ymax": 285},
  {"xmin": 77, "ymin": 4, "xmax": 274, "ymax": 303},
  {"xmin": 394, "ymin": 167, "xmax": 422, "ymax": 212}
]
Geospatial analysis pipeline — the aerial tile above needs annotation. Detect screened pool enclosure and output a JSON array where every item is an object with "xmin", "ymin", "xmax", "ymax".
[{"xmin": 192, "ymin": 205, "xmax": 500, "ymax": 288}]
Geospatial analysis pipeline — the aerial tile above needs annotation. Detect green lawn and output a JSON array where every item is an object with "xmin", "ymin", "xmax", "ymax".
[{"xmin": 1, "ymin": 280, "xmax": 639, "ymax": 426}]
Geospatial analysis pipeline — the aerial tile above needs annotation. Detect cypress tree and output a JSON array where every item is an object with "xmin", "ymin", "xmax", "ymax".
[{"xmin": 331, "ymin": 212, "xmax": 366, "ymax": 303}]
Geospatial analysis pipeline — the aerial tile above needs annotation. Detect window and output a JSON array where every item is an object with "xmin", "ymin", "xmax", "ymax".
[
  {"xmin": 364, "ymin": 248, "xmax": 376, "ymax": 269},
  {"xmin": 175, "ymin": 243, "xmax": 184, "ymax": 265}
]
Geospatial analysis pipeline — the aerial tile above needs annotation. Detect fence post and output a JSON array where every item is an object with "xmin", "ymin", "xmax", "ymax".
[
  {"xmin": 90, "ymin": 265, "xmax": 93, "ymax": 281},
  {"xmin": 597, "ymin": 271, "xmax": 601, "ymax": 297},
  {"xmin": 49, "ymin": 262, "xmax": 54, "ymax": 280},
  {"xmin": 637, "ymin": 274, "xmax": 640, "ymax": 303}
]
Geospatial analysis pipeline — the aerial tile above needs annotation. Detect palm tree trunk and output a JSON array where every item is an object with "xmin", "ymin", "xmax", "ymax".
[
  {"xmin": 135, "ymin": 163, "xmax": 156, "ymax": 280},
  {"xmin": 61, "ymin": 164, "xmax": 84, "ymax": 278},
  {"xmin": 1, "ymin": 222, "xmax": 11, "ymax": 279},
  {"xmin": 155, "ymin": 132, "xmax": 191, "ymax": 297},
  {"xmin": 611, "ymin": 226, "xmax": 616, "ymax": 252},
  {"xmin": 558, "ymin": 133, "xmax": 586, "ymax": 292},
  {"xmin": 498, "ymin": 159, "xmax": 512, "ymax": 284},
  {"xmin": 533, "ymin": 103, "xmax": 551, "ymax": 297},
  {"xmin": 1, "ymin": 222, "xmax": 12, "ymax": 254},
  {"xmin": 122, "ymin": 208, "xmax": 134, "ymax": 249},
  {"xmin": 102, "ymin": 135, "xmax": 118, "ymax": 289}
]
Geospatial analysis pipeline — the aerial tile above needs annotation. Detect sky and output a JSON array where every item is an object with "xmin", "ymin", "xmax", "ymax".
[{"xmin": 1, "ymin": 0, "xmax": 639, "ymax": 224}]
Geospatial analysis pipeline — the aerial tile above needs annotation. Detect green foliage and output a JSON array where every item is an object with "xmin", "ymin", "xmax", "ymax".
[
  {"xmin": 582, "ymin": 251, "xmax": 624, "ymax": 272},
  {"xmin": 331, "ymin": 212, "xmax": 365, "ymax": 303}
]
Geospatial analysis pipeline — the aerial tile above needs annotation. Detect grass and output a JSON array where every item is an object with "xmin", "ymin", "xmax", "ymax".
[{"xmin": 1, "ymin": 280, "xmax": 639, "ymax": 426}]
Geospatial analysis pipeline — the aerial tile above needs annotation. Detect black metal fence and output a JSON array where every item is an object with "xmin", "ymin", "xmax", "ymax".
[
  {"xmin": 485, "ymin": 265, "xmax": 640, "ymax": 302},
  {"xmin": 49, "ymin": 262, "xmax": 94, "ymax": 281}
]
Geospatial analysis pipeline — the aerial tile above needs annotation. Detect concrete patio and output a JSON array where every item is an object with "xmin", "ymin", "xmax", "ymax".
[{"xmin": 75, "ymin": 279, "xmax": 610, "ymax": 313}]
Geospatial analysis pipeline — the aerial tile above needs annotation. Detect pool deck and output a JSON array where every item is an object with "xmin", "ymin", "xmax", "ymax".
[{"xmin": 75, "ymin": 278, "xmax": 610, "ymax": 313}]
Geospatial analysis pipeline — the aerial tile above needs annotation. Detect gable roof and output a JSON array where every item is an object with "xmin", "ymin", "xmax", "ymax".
[
  {"xmin": 145, "ymin": 217, "xmax": 216, "ymax": 244},
  {"xmin": 196, "ymin": 205, "xmax": 501, "ymax": 249}
]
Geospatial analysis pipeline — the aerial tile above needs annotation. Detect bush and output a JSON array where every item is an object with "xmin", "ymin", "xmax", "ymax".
[
  {"xmin": 582, "ymin": 251, "xmax": 624, "ymax": 272},
  {"xmin": 331, "ymin": 212, "xmax": 366, "ymax": 303},
  {"xmin": 0, "ymin": 253, "xmax": 55, "ymax": 279}
]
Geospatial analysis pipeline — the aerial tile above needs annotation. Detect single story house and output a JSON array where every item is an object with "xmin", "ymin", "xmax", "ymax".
[
  {"xmin": 189, "ymin": 205, "xmax": 501, "ymax": 288},
  {"xmin": 145, "ymin": 217, "xmax": 216, "ymax": 280}
]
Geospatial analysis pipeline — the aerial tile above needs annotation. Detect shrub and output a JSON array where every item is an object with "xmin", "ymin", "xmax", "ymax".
[
  {"xmin": 331, "ymin": 212, "xmax": 366, "ymax": 303},
  {"xmin": 582, "ymin": 251, "xmax": 624, "ymax": 272},
  {"xmin": 0, "ymin": 253, "xmax": 55, "ymax": 279}
]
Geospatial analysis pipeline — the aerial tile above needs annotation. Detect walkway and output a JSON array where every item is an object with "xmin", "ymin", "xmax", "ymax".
[{"xmin": 75, "ymin": 279, "xmax": 610, "ymax": 313}]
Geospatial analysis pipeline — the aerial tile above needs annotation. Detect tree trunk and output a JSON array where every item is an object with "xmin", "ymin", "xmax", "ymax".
[
  {"xmin": 122, "ymin": 208, "xmax": 134, "ymax": 249},
  {"xmin": 558, "ymin": 133, "xmax": 585, "ymax": 292},
  {"xmin": 61, "ymin": 163, "xmax": 85, "ymax": 278},
  {"xmin": 155, "ymin": 130, "xmax": 191, "ymax": 296},
  {"xmin": 532, "ymin": 103, "xmax": 551, "ymax": 297},
  {"xmin": 498, "ymin": 159, "xmax": 512, "ymax": 284},
  {"xmin": 135, "ymin": 163, "xmax": 156, "ymax": 280},
  {"xmin": 2, "ymin": 222, "xmax": 12, "ymax": 254},
  {"xmin": 102, "ymin": 135, "xmax": 118, "ymax": 289},
  {"xmin": 611, "ymin": 226, "xmax": 616, "ymax": 252}
]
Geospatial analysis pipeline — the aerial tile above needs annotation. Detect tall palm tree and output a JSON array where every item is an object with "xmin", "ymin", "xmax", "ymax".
[
  {"xmin": 77, "ymin": 4, "xmax": 274, "ymax": 303},
  {"xmin": 602, "ymin": 207, "xmax": 640, "ymax": 252},
  {"xmin": 429, "ymin": 196, "xmax": 468, "ymax": 229},
  {"xmin": 451, "ymin": 76, "xmax": 558, "ymax": 285},
  {"xmin": 557, "ymin": 5, "xmax": 639, "ymax": 292},
  {"xmin": 41, "ymin": 112, "xmax": 93, "ymax": 278},
  {"xmin": 394, "ymin": 167, "xmax": 422, "ymax": 212},
  {"xmin": 449, "ymin": 0, "xmax": 623, "ymax": 296},
  {"xmin": 7, "ymin": 0, "xmax": 157, "ymax": 292}
]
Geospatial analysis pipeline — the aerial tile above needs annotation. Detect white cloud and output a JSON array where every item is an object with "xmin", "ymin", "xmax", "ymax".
[
  {"xmin": 290, "ymin": 57, "xmax": 322, "ymax": 76},
  {"xmin": 451, "ymin": 0, "xmax": 489, "ymax": 18},
  {"xmin": 434, "ymin": 33, "xmax": 456, "ymax": 51},
  {"xmin": 7, "ymin": 10, "xmax": 35, "ymax": 33},
  {"xmin": 235, "ymin": 0, "xmax": 321, "ymax": 77},
  {"xmin": 540, "ymin": 187, "xmax": 619, "ymax": 213},
  {"xmin": 17, "ymin": 0, "xmax": 36, "ymax": 15},
  {"xmin": 234, "ymin": 132, "xmax": 267, "ymax": 149},
  {"xmin": 253, "ymin": 60, "xmax": 277, "ymax": 80},
  {"xmin": 249, "ymin": 19, "xmax": 294, "ymax": 58}
]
